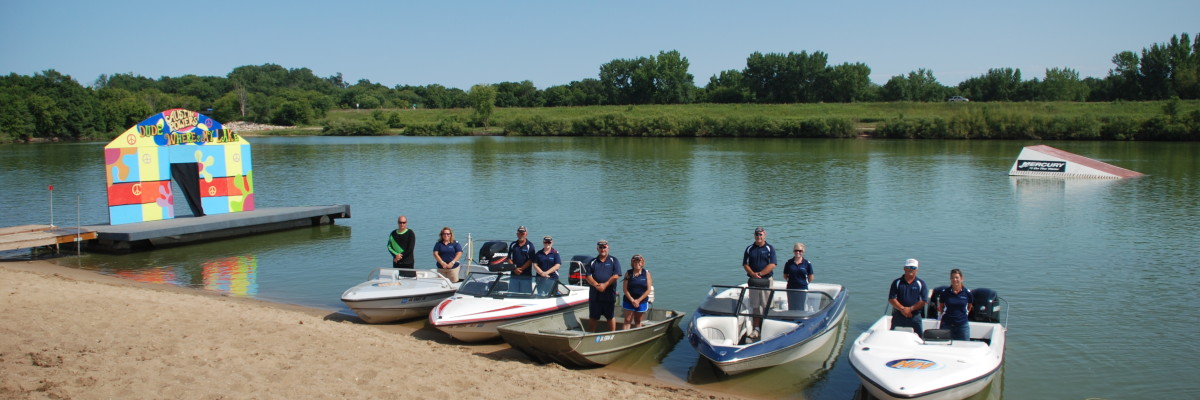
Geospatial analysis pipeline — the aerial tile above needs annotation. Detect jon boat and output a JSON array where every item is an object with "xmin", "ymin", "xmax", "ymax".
[
  {"xmin": 429, "ymin": 271, "xmax": 589, "ymax": 342},
  {"xmin": 687, "ymin": 281, "xmax": 849, "ymax": 375},
  {"xmin": 497, "ymin": 307, "xmax": 685, "ymax": 367},
  {"xmin": 849, "ymin": 288, "xmax": 1008, "ymax": 400},
  {"xmin": 340, "ymin": 238, "xmax": 508, "ymax": 324}
]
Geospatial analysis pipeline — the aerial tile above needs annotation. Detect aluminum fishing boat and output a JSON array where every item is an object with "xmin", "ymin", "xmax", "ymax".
[
  {"xmin": 497, "ymin": 307, "xmax": 684, "ymax": 367},
  {"xmin": 687, "ymin": 281, "xmax": 848, "ymax": 375},
  {"xmin": 429, "ymin": 271, "xmax": 589, "ymax": 342},
  {"xmin": 849, "ymin": 288, "xmax": 1008, "ymax": 400}
]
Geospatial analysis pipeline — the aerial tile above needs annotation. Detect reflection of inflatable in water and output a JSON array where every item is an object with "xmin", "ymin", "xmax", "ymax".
[
  {"xmin": 112, "ymin": 268, "xmax": 183, "ymax": 285},
  {"xmin": 202, "ymin": 254, "xmax": 258, "ymax": 296},
  {"xmin": 686, "ymin": 316, "xmax": 849, "ymax": 397}
]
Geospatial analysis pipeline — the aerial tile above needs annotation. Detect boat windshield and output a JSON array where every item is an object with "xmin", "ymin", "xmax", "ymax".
[
  {"xmin": 457, "ymin": 272, "xmax": 570, "ymax": 299},
  {"xmin": 697, "ymin": 285, "xmax": 835, "ymax": 320}
]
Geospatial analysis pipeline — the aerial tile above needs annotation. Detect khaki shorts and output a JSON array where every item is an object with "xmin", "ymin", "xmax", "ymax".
[{"xmin": 437, "ymin": 265, "xmax": 460, "ymax": 282}]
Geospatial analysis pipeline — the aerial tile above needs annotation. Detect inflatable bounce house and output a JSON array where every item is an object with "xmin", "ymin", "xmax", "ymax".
[{"xmin": 104, "ymin": 109, "xmax": 254, "ymax": 225}]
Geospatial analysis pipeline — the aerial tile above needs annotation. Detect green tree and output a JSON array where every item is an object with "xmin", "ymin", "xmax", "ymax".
[
  {"xmin": 823, "ymin": 62, "xmax": 872, "ymax": 102},
  {"xmin": 468, "ymin": 84, "xmax": 497, "ymax": 127},
  {"xmin": 1039, "ymin": 67, "xmax": 1088, "ymax": 101},
  {"xmin": 882, "ymin": 69, "xmax": 947, "ymax": 101}
]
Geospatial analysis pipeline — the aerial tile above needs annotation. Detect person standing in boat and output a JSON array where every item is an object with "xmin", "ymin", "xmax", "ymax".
[
  {"xmin": 888, "ymin": 258, "xmax": 928, "ymax": 338},
  {"xmin": 937, "ymin": 268, "xmax": 974, "ymax": 341},
  {"xmin": 532, "ymin": 235, "xmax": 562, "ymax": 295},
  {"xmin": 782, "ymin": 242, "xmax": 814, "ymax": 311},
  {"xmin": 388, "ymin": 216, "xmax": 416, "ymax": 277},
  {"xmin": 584, "ymin": 240, "xmax": 622, "ymax": 332},
  {"xmin": 432, "ymin": 226, "xmax": 463, "ymax": 283},
  {"xmin": 742, "ymin": 226, "xmax": 777, "ymax": 341},
  {"xmin": 621, "ymin": 254, "xmax": 653, "ymax": 330},
  {"xmin": 508, "ymin": 226, "xmax": 536, "ymax": 292}
]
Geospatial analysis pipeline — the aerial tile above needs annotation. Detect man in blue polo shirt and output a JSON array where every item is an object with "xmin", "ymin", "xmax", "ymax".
[
  {"xmin": 888, "ymin": 258, "xmax": 929, "ymax": 338},
  {"xmin": 508, "ymin": 226, "xmax": 536, "ymax": 293},
  {"xmin": 742, "ymin": 226, "xmax": 776, "ymax": 340},
  {"xmin": 584, "ymin": 239, "xmax": 622, "ymax": 332}
]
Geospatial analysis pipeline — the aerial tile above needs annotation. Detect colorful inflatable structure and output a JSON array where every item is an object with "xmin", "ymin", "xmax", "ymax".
[{"xmin": 104, "ymin": 109, "xmax": 254, "ymax": 225}]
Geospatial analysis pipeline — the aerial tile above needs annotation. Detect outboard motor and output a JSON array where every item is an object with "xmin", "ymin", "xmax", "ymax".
[
  {"xmin": 926, "ymin": 285, "xmax": 949, "ymax": 318},
  {"xmin": 477, "ymin": 241, "xmax": 509, "ymax": 264},
  {"xmin": 568, "ymin": 255, "xmax": 591, "ymax": 285},
  {"xmin": 968, "ymin": 287, "xmax": 1001, "ymax": 323}
]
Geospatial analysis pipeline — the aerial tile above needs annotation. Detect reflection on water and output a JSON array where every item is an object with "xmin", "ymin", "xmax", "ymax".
[
  {"xmin": 5, "ymin": 138, "xmax": 1199, "ymax": 399},
  {"xmin": 683, "ymin": 317, "xmax": 849, "ymax": 399}
]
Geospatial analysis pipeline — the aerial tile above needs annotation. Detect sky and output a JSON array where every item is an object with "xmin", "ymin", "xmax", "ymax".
[{"xmin": 2, "ymin": 1, "xmax": 1198, "ymax": 90}]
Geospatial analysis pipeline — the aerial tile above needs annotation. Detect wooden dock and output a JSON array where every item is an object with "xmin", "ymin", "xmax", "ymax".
[
  {"xmin": 82, "ymin": 205, "xmax": 351, "ymax": 253},
  {"xmin": 0, "ymin": 225, "xmax": 97, "ymax": 252}
]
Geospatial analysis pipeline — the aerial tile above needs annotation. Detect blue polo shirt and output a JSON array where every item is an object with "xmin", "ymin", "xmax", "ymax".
[
  {"xmin": 533, "ymin": 248, "xmax": 561, "ymax": 279},
  {"xmin": 939, "ymin": 287, "xmax": 974, "ymax": 326},
  {"xmin": 783, "ymin": 258, "xmax": 814, "ymax": 289},
  {"xmin": 889, "ymin": 276, "xmax": 928, "ymax": 307},
  {"xmin": 584, "ymin": 255, "xmax": 622, "ymax": 302},
  {"xmin": 743, "ymin": 242, "xmax": 777, "ymax": 278},
  {"xmin": 432, "ymin": 241, "xmax": 462, "ymax": 266},
  {"xmin": 509, "ymin": 240, "xmax": 536, "ymax": 276}
]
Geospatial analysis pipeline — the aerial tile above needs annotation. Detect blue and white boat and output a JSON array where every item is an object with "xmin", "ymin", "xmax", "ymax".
[{"xmin": 687, "ymin": 281, "xmax": 848, "ymax": 374}]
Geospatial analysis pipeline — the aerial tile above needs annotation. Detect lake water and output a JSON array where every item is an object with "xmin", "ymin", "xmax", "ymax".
[{"xmin": 2, "ymin": 136, "xmax": 1197, "ymax": 399}]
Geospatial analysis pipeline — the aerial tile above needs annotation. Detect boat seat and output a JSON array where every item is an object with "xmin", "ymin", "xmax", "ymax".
[
  {"xmin": 923, "ymin": 329, "xmax": 952, "ymax": 342},
  {"xmin": 695, "ymin": 316, "xmax": 739, "ymax": 346}
]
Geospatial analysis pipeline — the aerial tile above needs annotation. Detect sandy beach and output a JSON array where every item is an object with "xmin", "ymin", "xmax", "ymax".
[{"xmin": 0, "ymin": 260, "xmax": 740, "ymax": 400}]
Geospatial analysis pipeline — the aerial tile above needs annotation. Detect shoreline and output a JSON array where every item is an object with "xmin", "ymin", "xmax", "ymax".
[{"xmin": 0, "ymin": 259, "xmax": 744, "ymax": 400}]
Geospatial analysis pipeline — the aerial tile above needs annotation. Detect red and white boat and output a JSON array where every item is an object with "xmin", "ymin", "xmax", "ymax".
[{"xmin": 430, "ymin": 271, "xmax": 589, "ymax": 342}]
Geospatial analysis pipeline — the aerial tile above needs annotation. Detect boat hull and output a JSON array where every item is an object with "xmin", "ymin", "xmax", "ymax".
[
  {"xmin": 849, "ymin": 315, "xmax": 1006, "ymax": 400},
  {"xmin": 498, "ymin": 308, "xmax": 685, "ymax": 367},
  {"xmin": 340, "ymin": 269, "xmax": 459, "ymax": 324},
  {"xmin": 688, "ymin": 282, "xmax": 849, "ymax": 375},
  {"xmin": 431, "ymin": 300, "xmax": 588, "ymax": 342}
]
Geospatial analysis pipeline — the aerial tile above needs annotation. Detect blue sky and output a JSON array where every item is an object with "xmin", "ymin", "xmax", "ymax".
[{"xmin": 2, "ymin": 1, "xmax": 1197, "ymax": 90}]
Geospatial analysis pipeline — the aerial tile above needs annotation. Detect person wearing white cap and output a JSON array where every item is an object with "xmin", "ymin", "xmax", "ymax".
[
  {"xmin": 888, "ymin": 258, "xmax": 929, "ymax": 338},
  {"xmin": 509, "ymin": 226, "xmax": 536, "ymax": 292},
  {"xmin": 584, "ymin": 240, "xmax": 622, "ymax": 332}
]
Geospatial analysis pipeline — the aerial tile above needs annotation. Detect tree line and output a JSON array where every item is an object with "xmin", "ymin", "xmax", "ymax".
[{"xmin": 1, "ymin": 32, "xmax": 1197, "ymax": 141}]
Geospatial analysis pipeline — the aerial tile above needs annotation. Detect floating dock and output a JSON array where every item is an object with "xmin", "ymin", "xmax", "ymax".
[
  {"xmin": 0, "ymin": 225, "xmax": 97, "ymax": 252},
  {"xmin": 82, "ymin": 205, "xmax": 350, "ymax": 253},
  {"xmin": 1009, "ymin": 145, "xmax": 1143, "ymax": 178}
]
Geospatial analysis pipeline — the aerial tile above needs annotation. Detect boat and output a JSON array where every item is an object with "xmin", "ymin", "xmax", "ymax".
[
  {"xmin": 686, "ymin": 281, "xmax": 849, "ymax": 375},
  {"xmin": 497, "ymin": 307, "xmax": 685, "ymax": 367},
  {"xmin": 340, "ymin": 238, "xmax": 507, "ymax": 323},
  {"xmin": 429, "ymin": 271, "xmax": 589, "ymax": 342},
  {"xmin": 849, "ymin": 288, "xmax": 1008, "ymax": 400}
]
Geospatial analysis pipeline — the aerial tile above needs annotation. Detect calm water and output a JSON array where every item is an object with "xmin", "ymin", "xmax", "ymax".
[{"xmin": 2, "ymin": 136, "xmax": 1197, "ymax": 399}]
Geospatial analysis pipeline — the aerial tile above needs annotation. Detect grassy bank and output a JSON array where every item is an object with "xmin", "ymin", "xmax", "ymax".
[{"xmin": 250, "ymin": 100, "xmax": 1200, "ymax": 140}]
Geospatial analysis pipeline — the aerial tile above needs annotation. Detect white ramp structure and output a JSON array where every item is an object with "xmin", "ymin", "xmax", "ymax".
[{"xmin": 1009, "ymin": 145, "xmax": 1143, "ymax": 178}]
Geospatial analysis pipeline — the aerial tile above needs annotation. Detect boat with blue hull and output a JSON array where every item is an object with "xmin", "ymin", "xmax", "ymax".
[{"xmin": 687, "ymin": 281, "xmax": 848, "ymax": 374}]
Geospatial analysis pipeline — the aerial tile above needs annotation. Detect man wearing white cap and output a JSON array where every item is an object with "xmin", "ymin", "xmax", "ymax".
[{"xmin": 888, "ymin": 258, "xmax": 929, "ymax": 338}]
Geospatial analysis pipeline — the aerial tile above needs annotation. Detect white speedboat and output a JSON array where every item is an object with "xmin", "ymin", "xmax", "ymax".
[
  {"xmin": 340, "ymin": 238, "xmax": 506, "ymax": 323},
  {"xmin": 430, "ymin": 271, "xmax": 589, "ymax": 342},
  {"xmin": 849, "ymin": 288, "xmax": 1008, "ymax": 400},
  {"xmin": 341, "ymin": 269, "xmax": 460, "ymax": 323},
  {"xmin": 687, "ymin": 281, "xmax": 848, "ymax": 374}
]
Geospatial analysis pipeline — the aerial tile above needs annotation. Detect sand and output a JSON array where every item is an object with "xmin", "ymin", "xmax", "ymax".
[{"xmin": 0, "ymin": 260, "xmax": 738, "ymax": 400}]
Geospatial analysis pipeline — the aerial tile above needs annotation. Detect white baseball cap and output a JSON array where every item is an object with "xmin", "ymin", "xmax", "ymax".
[{"xmin": 904, "ymin": 258, "xmax": 920, "ymax": 268}]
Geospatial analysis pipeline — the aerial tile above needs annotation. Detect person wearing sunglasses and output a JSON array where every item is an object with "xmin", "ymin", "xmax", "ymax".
[
  {"xmin": 432, "ymin": 226, "xmax": 463, "ymax": 282},
  {"xmin": 782, "ymin": 242, "xmax": 814, "ymax": 311},
  {"xmin": 532, "ymin": 235, "xmax": 562, "ymax": 295},
  {"xmin": 742, "ymin": 226, "xmax": 777, "ymax": 341},
  {"xmin": 388, "ymin": 216, "xmax": 416, "ymax": 277},
  {"xmin": 584, "ymin": 240, "xmax": 622, "ymax": 332},
  {"xmin": 888, "ymin": 258, "xmax": 928, "ymax": 338}
]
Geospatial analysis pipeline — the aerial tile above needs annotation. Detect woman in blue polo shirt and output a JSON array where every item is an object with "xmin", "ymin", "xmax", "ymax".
[
  {"xmin": 621, "ymin": 254, "xmax": 652, "ymax": 330},
  {"xmin": 937, "ymin": 268, "xmax": 974, "ymax": 341},
  {"xmin": 782, "ymin": 242, "xmax": 814, "ymax": 311}
]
